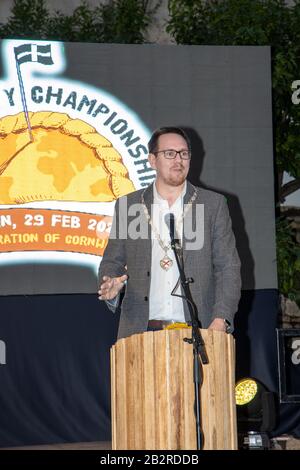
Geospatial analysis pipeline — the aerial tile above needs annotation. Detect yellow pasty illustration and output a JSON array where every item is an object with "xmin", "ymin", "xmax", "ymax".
[{"xmin": 0, "ymin": 111, "xmax": 135, "ymax": 204}]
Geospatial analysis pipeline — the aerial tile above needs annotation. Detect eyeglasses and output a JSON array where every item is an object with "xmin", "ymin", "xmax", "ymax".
[{"xmin": 154, "ymin": 149, "xmax": 191, "ymax": 160}]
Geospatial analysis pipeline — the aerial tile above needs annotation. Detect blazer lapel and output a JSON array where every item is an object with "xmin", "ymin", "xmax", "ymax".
[
  {"xmin": 183, "ymin": 181, "xmax": 198, "ymax": 264},
  {"xmin": 138, "ymin": 183, "xmax": 153, "ymax": 270}
]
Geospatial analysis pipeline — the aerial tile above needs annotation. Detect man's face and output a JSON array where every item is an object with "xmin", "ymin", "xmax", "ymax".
[{"xmin": 148, "ymin": 133, "xmax": 190, "ymax": 187}]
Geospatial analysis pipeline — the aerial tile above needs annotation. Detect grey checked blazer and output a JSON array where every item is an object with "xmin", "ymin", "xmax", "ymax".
[{"xmin": 99, "ymin": 181, "xmax": 241, "ymax": 340}]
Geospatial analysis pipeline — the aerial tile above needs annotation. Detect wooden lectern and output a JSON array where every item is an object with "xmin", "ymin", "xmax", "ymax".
[{"xmin": 110, "ymin": 328, "xmax": 237, "ymax": 450}]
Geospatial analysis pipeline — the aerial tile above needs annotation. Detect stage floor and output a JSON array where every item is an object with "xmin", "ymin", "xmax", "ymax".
[
  {"xmin": 0, "ymin": 441, "xmax": 111, "ymax": 450},
  {"xmin": 1, "ymin": 436, "xmax": 300, "ymax": 450}
]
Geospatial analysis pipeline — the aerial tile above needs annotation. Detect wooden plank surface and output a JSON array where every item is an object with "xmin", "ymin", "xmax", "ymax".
[{"xmin": 111, "ymin": 329, "xmax": 237, "ymax": 450}]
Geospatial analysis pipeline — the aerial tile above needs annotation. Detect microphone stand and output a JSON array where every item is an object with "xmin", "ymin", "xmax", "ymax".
[{"xmin": 169, "ymin": 234, "xmax": 209, "ymax": 451}]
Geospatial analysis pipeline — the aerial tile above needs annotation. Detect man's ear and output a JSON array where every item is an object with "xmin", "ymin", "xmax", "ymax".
[{"xmin": 148, "ymin": 153, "xmax": 157, "ymax": 170}]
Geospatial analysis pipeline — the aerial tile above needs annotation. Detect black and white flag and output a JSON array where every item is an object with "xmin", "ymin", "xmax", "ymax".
[{"xmin": 14, "ymin": 43, "xmax": 53, "ymax": 66}]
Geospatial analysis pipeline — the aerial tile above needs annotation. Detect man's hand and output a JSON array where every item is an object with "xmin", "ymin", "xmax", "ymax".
[
  {"xmin": 208, "ymin": 318, "xmax": 226, "ymax": 332},
  {"xmin": 98, "ymin": 274, "xmax": 128, "ymax": 301}
]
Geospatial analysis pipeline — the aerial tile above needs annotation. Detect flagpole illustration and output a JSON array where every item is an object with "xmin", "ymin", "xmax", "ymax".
[
  {"xmin": 14, "ymin": 43, "xmax": 54, "ymax": 143},
  {"xmin": 15, "ymin": 58, "xmax": 34, "ymax": 142}
]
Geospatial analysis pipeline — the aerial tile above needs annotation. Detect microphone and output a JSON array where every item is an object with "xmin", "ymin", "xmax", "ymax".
[
  {"xmin": 165, "ymin": 212, "xmax": 182, "ymax": 253},
  {"xmin": 165, "ymin": 212, "xmax": 175, "ymax": 243},
  {"xmin": 165, "ymin": 213, "xmax": 183, "ymax": 264}
]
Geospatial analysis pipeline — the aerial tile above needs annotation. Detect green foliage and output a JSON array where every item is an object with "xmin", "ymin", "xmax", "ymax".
[
  {"xmin": 0, "ymin": 0, "xmax": 157, "ymax": 43},
  {"xmin": 167, "ymin": 0, "xmax": 290, "ymax": 46},
  {"xmin": 0, "ymin": 0, "xmax": 49, "ymax": 38}
]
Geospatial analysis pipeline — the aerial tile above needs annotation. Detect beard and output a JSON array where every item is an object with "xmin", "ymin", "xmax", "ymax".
[
  {"xmin": 167, "ymin": 175, "xmax": 186, "ymax": 186},
  {"xmin": 164, "ymin": 167, "xmax": 187, "ymax": 187}
]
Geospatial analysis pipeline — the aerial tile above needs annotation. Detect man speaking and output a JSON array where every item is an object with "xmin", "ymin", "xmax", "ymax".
[{"xmin": 98, "ymin": 127, "xmax": 241, "ymax": 340}]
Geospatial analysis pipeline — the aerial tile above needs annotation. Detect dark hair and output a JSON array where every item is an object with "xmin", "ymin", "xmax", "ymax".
[{"xmin": 148, "ymin": 126, "xmax": 191, "ymax": 154}]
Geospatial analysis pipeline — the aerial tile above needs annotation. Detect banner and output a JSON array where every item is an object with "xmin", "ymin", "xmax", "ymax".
[
  {"xmin": 0, "ymin": 42, "xmax": 276, "ymax": 294},
  {"xmin": 0, "ymin": 40, "xmax": 155, "ymax": 293}
]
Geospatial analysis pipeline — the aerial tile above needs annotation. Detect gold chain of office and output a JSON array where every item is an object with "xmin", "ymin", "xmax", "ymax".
[{"xmin": 141, "ymin": 186, "xmax": 198, "ymax": 270}]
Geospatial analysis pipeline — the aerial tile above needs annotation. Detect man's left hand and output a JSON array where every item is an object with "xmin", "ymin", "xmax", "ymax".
[{"xmin": 208, "ymin": 318, "xmax": 226, "ymax": 332}]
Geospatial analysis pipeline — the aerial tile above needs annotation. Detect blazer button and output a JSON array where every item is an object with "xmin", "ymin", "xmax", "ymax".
[
  {"xmin": 144, "ymin": 296, "xmax": 148, "ymax": 301},
  {"xmin": 147, "ymin": 271, "xmax": 150, "ymax": 277}
]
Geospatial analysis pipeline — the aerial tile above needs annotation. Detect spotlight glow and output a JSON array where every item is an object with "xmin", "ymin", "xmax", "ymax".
[{"xmin": 235, "ymin": 379, "xmax": 258, "ymax": 405}]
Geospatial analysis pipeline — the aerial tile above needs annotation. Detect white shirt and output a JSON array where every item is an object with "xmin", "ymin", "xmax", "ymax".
[{"xmin": 148, "ymin": 182, "xmax": 186, "ymax": 322}]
